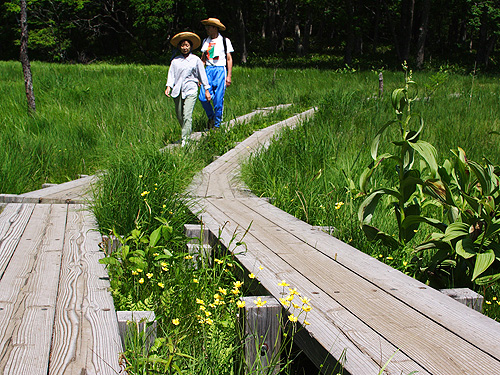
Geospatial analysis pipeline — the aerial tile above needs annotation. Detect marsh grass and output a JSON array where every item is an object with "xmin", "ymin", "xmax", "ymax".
[
  {"xmin": 241, "ymin": 70, "xmax": 500, "ymax": 316},
  {"xmin": 1, "ymin": 61, "xmax": 312, "ymax": 194}
]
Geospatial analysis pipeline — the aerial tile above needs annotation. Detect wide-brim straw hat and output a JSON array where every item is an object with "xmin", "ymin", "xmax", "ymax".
[
  {"xmin": 201, "ymin": 18, "xmax": 226, "ymax": 31},
  {"xmin": 170, "ymin": 32, "xmax": 201, "ymax": 50}
]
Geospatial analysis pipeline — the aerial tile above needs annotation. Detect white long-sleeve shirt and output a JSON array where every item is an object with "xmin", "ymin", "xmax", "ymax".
[{"xmin": 166, "ymin": 53, "xmax": 210, "ymax": 99}]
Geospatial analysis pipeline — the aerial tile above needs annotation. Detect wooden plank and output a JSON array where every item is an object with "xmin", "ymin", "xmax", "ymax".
[
  {"xmin": 241, "ymin": 197, "xmax": 500, "ymax": 359},
  {"xmin": 49, "ymin": 204, "xmax": 122, "ymax": 375},
  {"xmin": 0, "ymin": 204, "xmax": 67, "ymax": 375},
  {"xmin": 21, "ymin": 175, "xmax": 96, "ymax": 202},
  {"xmin": 195, "ymin": 200, "xmax": 405, "ymax": 374},
  {"xmin": 200, "ymin": 197, "xmax": 500, "ymax": 374},
  {"xmin": 0, "ymin": 203, "xmax": 35, "ymax": 280}
]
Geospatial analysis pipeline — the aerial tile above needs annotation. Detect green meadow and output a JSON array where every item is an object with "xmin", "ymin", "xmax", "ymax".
[{"xmin": 2, "ymin": 61, "xmax": 500, "ymax": 373}]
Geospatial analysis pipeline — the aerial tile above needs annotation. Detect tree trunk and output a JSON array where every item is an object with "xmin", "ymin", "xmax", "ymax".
[
  {"xmin": 20, "ymin": 0, "xmax": 36, "ymax": 113},
  {"xmin": 236, "ymin": 0, "xmax": 248, "ymax": 63},
  {"xmin": 399, "ymin": 0, "xmax": 415, "ymax": 62},
  {"xmin": 344, "ymin": 0, "xmax": 355, "ymax": 65},
  {"xmin": 415, "ymin": 0, "xmax": 430, "ymax": 69}
]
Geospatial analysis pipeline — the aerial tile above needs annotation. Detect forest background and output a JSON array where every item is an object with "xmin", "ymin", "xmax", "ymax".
[{"xmin": 2, "ymin": 0, "xmax": 500, "ymax": 71}]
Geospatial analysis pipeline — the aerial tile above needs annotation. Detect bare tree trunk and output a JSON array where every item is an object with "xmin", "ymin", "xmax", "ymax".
[
  {"xmin": 20, "ymin": 0, "xmax": 36, "ymax": 113},
  {"xmin": 236, "ymin": 0, "xmax": 248, "ymax": 63},
  {"xmin": 399, "ymin": 0, "xmax": 415, "ymax": 62},
  {"xmin": 416, "ymin": 0, "xmax": 430, "ymax": 69}
]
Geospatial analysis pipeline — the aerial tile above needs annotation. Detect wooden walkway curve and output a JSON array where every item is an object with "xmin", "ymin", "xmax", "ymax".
[
  {"xmin": 0, "ymin": 178, "xmax": 123, "ymax": 374},
  {"xmin": 187, "ymin": 108, "xmax": 500, "ymax": 374}
]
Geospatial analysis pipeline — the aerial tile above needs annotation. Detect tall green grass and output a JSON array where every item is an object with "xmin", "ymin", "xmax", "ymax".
[
  {"xmin": 241, "ymin": 70, "xmax": 500, "ymax": 313},
  {"xmin": 1, "ymin": 61, "xmax": 335, "ymax": 194}
]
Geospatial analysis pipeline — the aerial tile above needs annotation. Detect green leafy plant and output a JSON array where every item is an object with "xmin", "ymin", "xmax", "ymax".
[
  {"xmin": 417, "ymin": 147, "xmax": 500, "ymax": 287},
  {"xmin": 358, "ymin": 63, "xmax": 442, "ymax": 248}
]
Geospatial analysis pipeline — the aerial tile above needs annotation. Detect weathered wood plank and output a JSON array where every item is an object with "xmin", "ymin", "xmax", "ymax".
[
  {"xmin": 198, "ymin": 199, "xmax": 428, "ymax": 375},
  {"xmin": 240, "ymin": 197, "xmax": 500, "ymax": 359},
  {"xmin": 21, "ymin": 175, "xmax": 96, "ymax": 202},
  {"xmin": 0, "ymin": 203, "xmax": 35, "ymax": 280},
  {"xmin": 49, "ymin": 204, "xmax": 122, "ymax": 375},
  {"xmin": 0, "ymin": 204, "xmax": 67, "ymax": 375},
  {"xmin": 198, "ymin": 197, "xmax": 500, "ymax": 374}
]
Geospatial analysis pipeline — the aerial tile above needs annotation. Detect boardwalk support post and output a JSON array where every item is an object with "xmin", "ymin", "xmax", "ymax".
[
  {"xmin": 185, "ymin": 223, "xmax": 216, "ymax": 268},
  {"xmin": 241, "ymin": 296, "xmax": 281, "ymax": 375},
  {"xmin": 440, "ymin": 288, "xmax": 484, "ymax": 312},
  {"xmin": 117, "ymin": 311, "xmax": 157, "ymax": 352}
]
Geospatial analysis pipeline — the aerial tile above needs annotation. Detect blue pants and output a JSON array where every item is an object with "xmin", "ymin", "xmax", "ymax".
[{"xmin": 199, "ymin": 66, "xmax": 226, "ymax": 128}]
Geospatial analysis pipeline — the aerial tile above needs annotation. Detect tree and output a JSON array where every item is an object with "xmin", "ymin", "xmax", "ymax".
[{"xmin": 20, "ymin": 0, "xmax": 36, "ymax": 113}]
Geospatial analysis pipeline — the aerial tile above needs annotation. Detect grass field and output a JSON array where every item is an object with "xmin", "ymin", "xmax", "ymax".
[{"xmin": 2, "ymin": 61, "xmax": 500, "ymax": 372}]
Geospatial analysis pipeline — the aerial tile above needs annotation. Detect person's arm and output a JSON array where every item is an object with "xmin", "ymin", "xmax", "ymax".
[
  {"xmin": 226, "ymin": 52, "xmax": 233, "ymax": 86},
  {"xmin": 197, "ymin": 57, "xmax": 212, "ymax": 101},
  {"xmin": 165, "ymin": 62, "xmax": 176, "ymax": 97},
  {"xmin": 165, "ymin": 86, "xmax": 171, "ymax": 97}
]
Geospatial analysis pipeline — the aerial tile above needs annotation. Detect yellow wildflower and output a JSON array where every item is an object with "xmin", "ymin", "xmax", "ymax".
[
  {"xmin": 292, "ymin": 302, "xmax": 300, "ymax": 309},
  {"xmin": 136, "ymin": 268, "xmax": 143, "ymax": 273},
  {"xmin": 286, "ymin": 294, "xmax": 294, "ymax": 302},
  {"xmin": 131, "ymin": 270, "xmax": 138, "ymax": 276},
  {"xmin": 138, "ymin": 278, "xmax": 144, "ymax": 284},
  {"xmin": 172, "ymin": 318, "xmax": 180, "ymax": 326},
  {"xmin": 141, "ymin": 191, "xmax": 150, "ymax": 197},
  {"xmin": 278, "ymin": 280, "xmax": 289, "ymax": 287},
  {"xmin": 218, "ymin": 287, "xmax": 227, "ymax": 295},
  {"xmin": 153, "ymin": 253, "xmax": 159, "ymax": 257},
  {"xmin": 234, "ymin": 281, "xmax": 243, "ymax": 288},
  {"xmin": 214, "ymin": 258, "xmax": 224, "ymax": 264},
  {"xmin": 303, "ymin": 320, "xmax": 310, "ymax": 326},
  {"xmin": 254, "ymin": 297, "xmax": 268, "ymax": 307},
  {"xmin": 249, "ymin": 273, "xmax": 255, "ymax": 279},
  {"xmin": 196, "ymin": 298, "xmax": 205, "ymax": 305},
  {"xmin": 299, "ymin": 296, "xmax": 310, "ymax": 304},
  {"xmin": 193, "ymin": 278, "xmax": 199, "ymax": 284},
  {"xmin": 335, "ymin": 202, "xmax": 344, "ymax": 210},
  {"xmin": 302, "ymin": 305, "xmax": 312, "ymax": 312},
  {"xmin": 259, "ymin": 265, "xmax": 264, "ymax": 270},
  {"xmin": 158, "ymin": 282, "xmax": 165, "ymax": 288},
  {"xmin": 237, "ymin": 300, "xmax": 246, "ymax": 308},
  {"xmin": 288, "ymin": 314, "xmax": 298, "ymax": 322},
  {"xmin": 205, "ymin": 318, "xmax": 213, "ymax": 325},
  {"xmin": 146, "ymin": 273, "xmax": 153, "ymax": 279},
  {"xmin": 184, "ymin": 255, "xmax": 193, "ymax": 260},
  {"xmin": 204, "ymin": 310, "xmax": 212, "ymax": 317},
  {"xmin": 279, "ymin": 298, "xmax": 290, "ymax": 307},
  {"xmin": 288, "ymin": 287, "xmax": 298, "ymax": 295}
]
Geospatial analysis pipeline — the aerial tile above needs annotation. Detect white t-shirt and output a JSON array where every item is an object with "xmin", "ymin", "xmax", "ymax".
[{"xmin": 201, "ymin": 34, "xmax": 234, "ymax": 67}]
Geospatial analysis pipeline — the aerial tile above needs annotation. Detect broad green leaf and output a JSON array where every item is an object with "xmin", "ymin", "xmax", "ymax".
[
  {"xmin": 475, "ymin": 272, "xmax": 500, "ymax": 285},
  {"xmin": 409, "ymin": 140, "xmax": 438, "ymax": 177},
  {"xmin": 150, "ymin": 226, "xmax": 162, "ymax": 247},
  {"xmin": 468, "ymin": 160, "xmax": 491, "ymax": 195},
  {"xmin": 472, "ymin": 250, "xmax": 496, "ymax": 281},
  {"xmin": 401, "ymin": 215, "xmax": 447, "ymax": 232},
  {"xmin": 391, "ymin": 88, "xmax": 406, "ymax": 114},
  {"xmin": 442, "ymin": 222, "xmax": 469, "ymax": 242},
  {"xmin": 405, "ymin": 114, "xmax": 424, "ymax": 143},
  {"xmin": 455, "ymin": 238, "xmax": 476, "ymax": 259},
  {"xmin": 361, "ymin": 224, "xmax": 400, "ymax": 248},
  {"xmin": 358, "ymin": 188, "xmax": 402, "ymax": 225},
  {"xmin": 402, "ymin": 204, "xmax": 421, "ymax": 242},
  {"xmin": 371, "ymin": 120, "xmax": 397, "ymax": 160}
]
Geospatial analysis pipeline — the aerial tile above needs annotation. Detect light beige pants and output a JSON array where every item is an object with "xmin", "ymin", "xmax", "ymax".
[{"xmin": 173, "ymin": 94, "xmax": 197, "ymax": 141}]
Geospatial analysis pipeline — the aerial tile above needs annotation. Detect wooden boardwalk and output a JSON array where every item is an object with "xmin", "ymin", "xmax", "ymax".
[
  {"xmin": 0, "ymin": 178, "xmax": 122, "ymax": 374},
  {"xmin": 187, "ymin": 109, "xmax": 500, "ymax": 374}
]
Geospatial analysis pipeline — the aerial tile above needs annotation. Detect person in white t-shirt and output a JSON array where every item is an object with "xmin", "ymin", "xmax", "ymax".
[
  {"xmin": 165, "ymin": 32, "xmax": 211, "ymax": 146},
  {"xmin": 198, "ymin": 18, "xmax": 234, "ymax": 129}
]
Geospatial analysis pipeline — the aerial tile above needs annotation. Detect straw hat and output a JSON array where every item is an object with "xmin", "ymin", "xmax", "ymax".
[
  {"xmin": 170, "ymin": 32, "xmax": 201, "ymax": 50},
  {"xmin": 201, "ymin": 18, "xmax": 226, "ymax": 31}
]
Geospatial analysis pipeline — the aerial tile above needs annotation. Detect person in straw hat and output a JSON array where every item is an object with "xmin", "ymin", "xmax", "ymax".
[
  {"xmin": 198, "ymin": 18, "xmax": 234, "ymax": 129},
  {"xmin": 165, "ymin": 31, "xmax": 211, "ymax": 146}
]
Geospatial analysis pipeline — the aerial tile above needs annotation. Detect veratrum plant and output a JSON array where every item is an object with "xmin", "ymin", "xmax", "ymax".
[
  {"xmin": 358, "ymin": 64, "xmax": 443, "ymax": 248},
  {"xmin": 417, "ymin": 147, "xmax": 500, "ymax": 286}
]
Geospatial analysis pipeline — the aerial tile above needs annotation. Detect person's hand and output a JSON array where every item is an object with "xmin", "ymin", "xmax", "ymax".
[
  {"xmin": 165, "ymin": 87, "xmax": 171, "ymax": 97},
  {"xmin": 226, "ymin": 76, "xmax": 232, "ymax": 86},
  {"xmin": 205, "ymin": 90, "xmax": 212, "ymax": 101}
]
